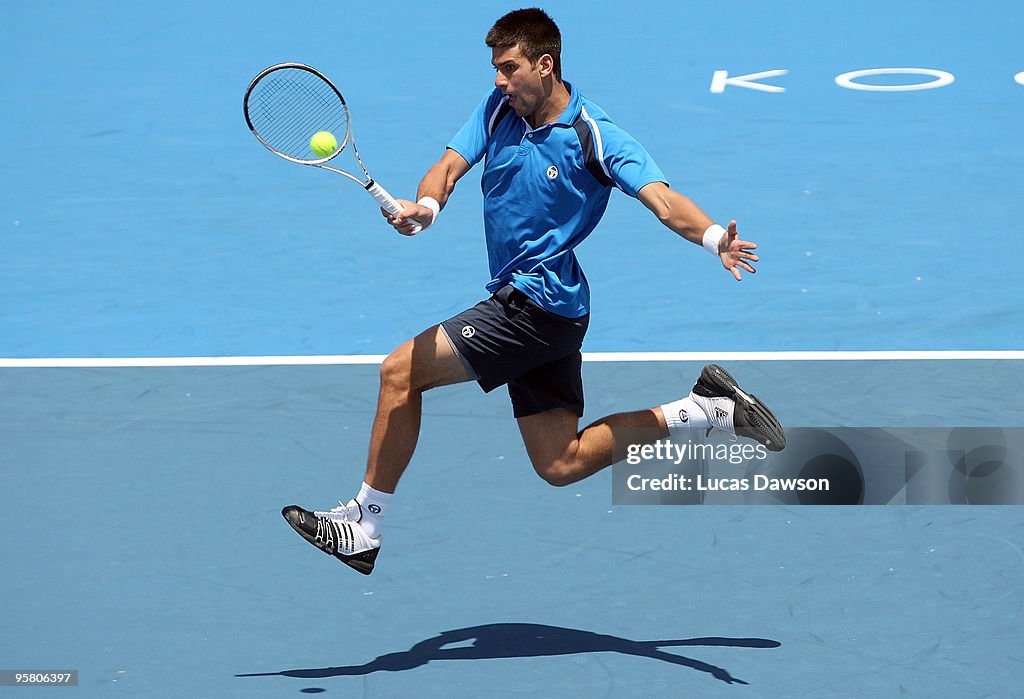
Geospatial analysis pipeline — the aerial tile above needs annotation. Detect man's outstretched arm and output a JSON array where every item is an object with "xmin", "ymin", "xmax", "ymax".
[{"xmin": 637, "ymin": 182, "xmax": 760, "ymax": 281}]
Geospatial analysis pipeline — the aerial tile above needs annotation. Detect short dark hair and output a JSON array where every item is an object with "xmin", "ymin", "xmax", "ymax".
[{"xmin": 486, "ymin": 8, "xmax": 562, "ymax": 80}]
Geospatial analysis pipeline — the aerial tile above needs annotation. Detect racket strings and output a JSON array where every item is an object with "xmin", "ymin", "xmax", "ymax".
[
  {"xmin": 247, "ymin": 69, "xmax": 349, "ymax": 162},
  {"xmin": 275, "ymin": 79, "xmax": 342, "ymax": 156}
]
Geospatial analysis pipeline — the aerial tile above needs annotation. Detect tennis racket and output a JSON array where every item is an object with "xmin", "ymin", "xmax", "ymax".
[{"xmin": 243, "ymin": 62, "xmax": 419, "ymax": 233}]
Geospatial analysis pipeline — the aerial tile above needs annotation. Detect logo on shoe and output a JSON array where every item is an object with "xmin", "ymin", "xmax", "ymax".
[
  {"xmin": 715, "ymin": 406, "xmax": 729, "ymax": 420},
  {"xmin": 678, "ymin": 409, "xmax": 688, "ymax": 423},
  {"xmin": 367, "ymin": 504, "xmax": 381, "ymax": 515},
  {"xmin": 462, "ymin": 325, "xmax": 476, "ymax": 338}
]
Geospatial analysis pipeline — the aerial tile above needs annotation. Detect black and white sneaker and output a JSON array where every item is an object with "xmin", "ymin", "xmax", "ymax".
[
  {"xmin": 689, "ymin": 364, "xmax": 786, "ymax": 452},
  {"xmin": 281, "ymin": 499, "xmax": 381, "ymax": 575}
]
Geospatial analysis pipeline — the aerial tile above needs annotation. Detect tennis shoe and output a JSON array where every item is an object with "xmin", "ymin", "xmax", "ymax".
[
  {"xmin": 689, "ymin": 364, "xmax": 786, "ymax": 452},
  {"xmin": 282, "ymin": 499, "xmax": 381, "ymax": 575}
]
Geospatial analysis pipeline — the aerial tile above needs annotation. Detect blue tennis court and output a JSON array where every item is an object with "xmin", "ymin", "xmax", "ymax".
[{"xmin": 3, "ymin": 1, "xmax": 1023, "ymax": 696}]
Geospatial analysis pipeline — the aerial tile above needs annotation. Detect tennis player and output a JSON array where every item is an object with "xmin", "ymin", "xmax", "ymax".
[{"xmin": 283, "ymin": 8, "xmax": 785, "ymax": 575}]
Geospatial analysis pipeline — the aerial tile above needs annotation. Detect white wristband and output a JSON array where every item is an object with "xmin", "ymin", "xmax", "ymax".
[
  {"xmin": 702, "ymin": 223, "xmax": 727, "ymax": 256},
  {"xmin": 417, "ymin": 196, "xmax": 440, "ymax": 226}
]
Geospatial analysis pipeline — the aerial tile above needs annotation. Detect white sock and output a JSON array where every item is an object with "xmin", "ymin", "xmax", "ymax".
[
  {"xmin": 660, "ymin": 396, "xmax": 712, "ymax": 434},
  {"xmin": 354, "ymin": 482, "xmax": 391, "ymax": 539}
]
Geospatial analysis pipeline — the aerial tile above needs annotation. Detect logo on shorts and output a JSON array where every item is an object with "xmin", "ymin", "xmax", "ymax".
[
  {"xmin": 678, "ymin": 409, "xmax": 688, "ymax": 423},
  {"xmin": 367, "ymin": 504, "xmax": 382, "ymax": 515},
  {"xmin": 462, "ymin": 325, "xmax": 476, "ymax": 339},
  {"xmin": 546, "ymin": 165, "xmax": 559, "ymax": 180}
]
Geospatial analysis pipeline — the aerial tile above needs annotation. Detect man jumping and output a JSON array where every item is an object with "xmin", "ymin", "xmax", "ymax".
[{"xmin": 283, "ymin": 8, "xmax": 785, "ymax": 575}]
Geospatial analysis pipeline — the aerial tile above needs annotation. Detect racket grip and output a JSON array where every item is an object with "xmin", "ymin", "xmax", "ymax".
[{"xmin": 366, "ymin": 181, "xmax": 422, "ymax": 234}]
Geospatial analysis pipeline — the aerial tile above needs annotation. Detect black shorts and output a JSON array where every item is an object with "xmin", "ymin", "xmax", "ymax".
[{"xmin": 440, "ymin": 285, "xmax": 590, "ymax": 419}]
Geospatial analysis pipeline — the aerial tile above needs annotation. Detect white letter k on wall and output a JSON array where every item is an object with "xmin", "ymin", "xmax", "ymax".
[{"xmin": 710, "ymin": 69, "xmax": 788, "ymax": 93}]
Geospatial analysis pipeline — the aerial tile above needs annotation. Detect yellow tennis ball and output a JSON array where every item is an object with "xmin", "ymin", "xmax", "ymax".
[{"xmin": 310, "ymin": 130, "xmax": 337, "ymax": 157}]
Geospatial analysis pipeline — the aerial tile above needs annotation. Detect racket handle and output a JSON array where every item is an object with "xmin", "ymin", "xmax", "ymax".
[{"xmin": 366, "ymin": 181, "xmax": 422, "ymax": 234}]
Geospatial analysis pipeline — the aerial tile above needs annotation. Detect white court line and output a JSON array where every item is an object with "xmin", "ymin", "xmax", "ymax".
[{"xmin": 0, "ymin": 351, "xmax": 1022, "ymax": 368}]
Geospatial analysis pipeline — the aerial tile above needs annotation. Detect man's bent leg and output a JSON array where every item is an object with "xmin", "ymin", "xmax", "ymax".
[
  {"xmin": 517, "ymin": 364, "xmax": 787, "ymax": 489},
  {"xmin": 365, "ymin": 324, "xmax": 471, "ymax": 493},
  {"xmin": 517, "ymin": 407, "xmax": 668, "ymax": 487}
]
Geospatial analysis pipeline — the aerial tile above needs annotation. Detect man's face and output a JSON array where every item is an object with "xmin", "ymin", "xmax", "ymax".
[{"xmin": 491, "ymin": 45, "xmax": 547, "ymax": 118}]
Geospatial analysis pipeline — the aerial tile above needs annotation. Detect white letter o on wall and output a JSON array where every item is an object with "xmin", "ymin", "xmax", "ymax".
[{"xmin": 835, "ymin": 68, "xmax": 955, "ymax": 92}]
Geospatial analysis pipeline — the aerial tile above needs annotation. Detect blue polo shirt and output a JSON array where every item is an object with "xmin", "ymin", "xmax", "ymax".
[{"xmin": 447, "ymin": 83, "xmax": 667, "ymax": 318}]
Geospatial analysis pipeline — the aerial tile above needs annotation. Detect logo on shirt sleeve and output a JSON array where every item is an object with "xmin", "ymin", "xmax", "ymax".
[{"xmin": 546, "ymin": 165, "xmax": 559, "ymax": 180}]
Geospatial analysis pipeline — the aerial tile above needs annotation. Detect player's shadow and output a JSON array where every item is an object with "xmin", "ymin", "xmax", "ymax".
[{"xmin": 237, "ymin": 623, "xmax": 780, "ymax": 685}]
